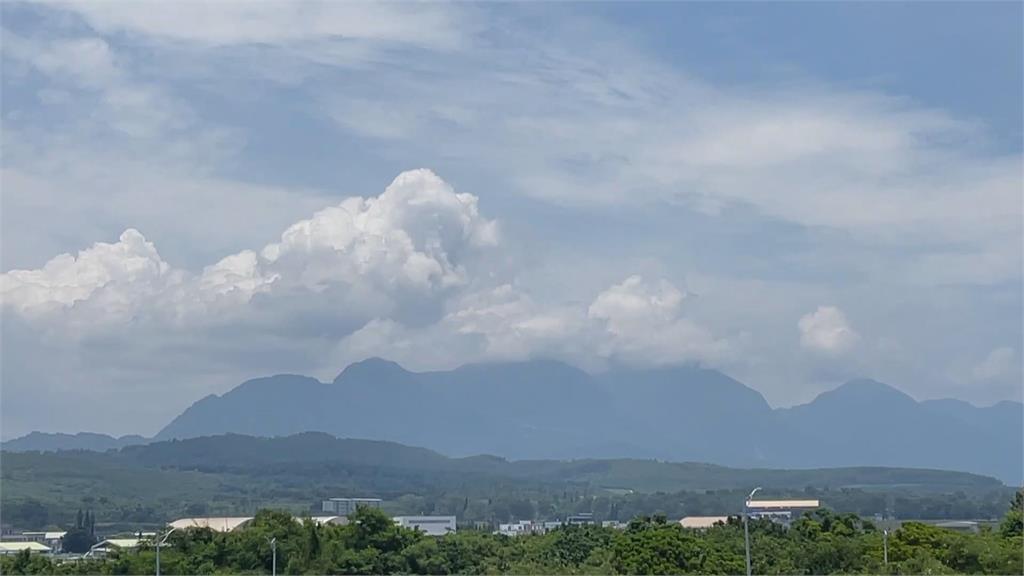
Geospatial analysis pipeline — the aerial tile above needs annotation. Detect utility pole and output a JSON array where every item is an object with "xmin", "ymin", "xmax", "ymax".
[{"xmin": 744, "ymin": 487, "xmax": 762, "ymax": 576}]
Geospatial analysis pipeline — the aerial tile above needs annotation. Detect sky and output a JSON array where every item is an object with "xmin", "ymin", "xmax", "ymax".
[{"xmin": 1, "ymin": 1, "xmax": 1021, "ymax": 439}]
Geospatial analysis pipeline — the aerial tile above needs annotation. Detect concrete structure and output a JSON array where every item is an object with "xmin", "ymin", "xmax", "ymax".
[
  {"xmin": 322, "ymin": 498, "xmax": 383, "ymax": 516},
  {"xmin": 0, "ymin": 542, "xmax": 51, "ymax": 555},
  {"xmin": 394, "ymin": 516, "xmax": 457, "ymax": 536},
  {"xmin": 169, "ymin": 517, "xmax": 253, "ymax": 533},
  {"xmin": 680, "ymin": 516, "xmax": 730, "ymax": 529}
]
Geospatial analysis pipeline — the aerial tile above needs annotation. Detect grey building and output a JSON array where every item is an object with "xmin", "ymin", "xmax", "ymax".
[{"xmin": 321, "ymin": 497, "xmax": 383, "ymax": 516}]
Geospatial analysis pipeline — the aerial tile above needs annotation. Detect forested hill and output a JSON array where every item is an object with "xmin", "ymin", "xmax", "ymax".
[
  {"xmin": 2, "ymin": 433, "xmax": 1015, "ymax": 533},
  {"xmin": 25, "ymin": 432, "xmax": 1013, "ymax": 493}
]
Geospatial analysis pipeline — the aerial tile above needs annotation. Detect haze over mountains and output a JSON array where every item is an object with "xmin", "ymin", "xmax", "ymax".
[{"xmin": 6, "ymin": 359, "xmax": 1021, "ymax": 484}]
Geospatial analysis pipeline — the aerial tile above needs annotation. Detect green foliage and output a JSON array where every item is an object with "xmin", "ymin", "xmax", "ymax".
[{"xmin": 2, "ymin": 503, "xmax": 1023, "ymax": 575}]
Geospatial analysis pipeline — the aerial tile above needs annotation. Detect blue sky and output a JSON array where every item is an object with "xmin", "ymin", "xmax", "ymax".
[{"xmin": 1, "ymin": 1, "xmax": 1021, "ymax": 438}]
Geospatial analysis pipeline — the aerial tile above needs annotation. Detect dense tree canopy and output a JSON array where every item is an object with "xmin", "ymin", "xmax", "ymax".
[{"xmin": 4, "ymin": 494, "xmax": 1022, "ymax": 575}]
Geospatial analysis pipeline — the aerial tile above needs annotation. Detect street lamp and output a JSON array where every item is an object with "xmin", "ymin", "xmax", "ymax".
[
  {"xmin": 154, "ymin": 527, "xmax": 177, "ymax": 576},
  {"xmin": 883, "ymin": 528, "xmax": 889, "ymax": 568},
  {"xmin": 743, "ymin": 487, "xmax": 762, "ymax": 576},
  {"xmin": 267, "ymin": 536, "xmax": 277, "ymax": 576}
]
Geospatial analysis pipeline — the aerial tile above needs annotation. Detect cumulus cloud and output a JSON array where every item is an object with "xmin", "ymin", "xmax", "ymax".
[
  {"xmin": 972, "ymin": 347, "xmax": 1017, "ymax": 381},
  {"xmin": 0, "ymin": 170, "xmax": 498, "ymax": 335},
  {"xmin": 588, "ymin": 276, "xmax": 728, "ymax": 365},
  {"xmin": 0, "ymin": 229, "xmax": 181, "ymax": 324},
  {"xmin": 798, "ymin": 305, "xmax": 859, "ymax": 355},
  {"xmin": 330, "ymin": 276, "xmax": 729, "ymax": 372}
]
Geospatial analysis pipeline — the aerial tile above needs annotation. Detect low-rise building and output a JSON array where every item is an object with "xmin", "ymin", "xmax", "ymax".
[
  {"xmin": 746, "ymin": 499, "xmax": 820, "ymax": 525},
  {"xmin": 0, "ymin": 542, "xmax": 51, "ymax": 555},
  {"xmin": 321, "ymin": 498, "xmax": 383, "ymax": 516},
  {"xmin": 169, "ymin": 517, "xmax": 253, "ymax": 533},
  {"xmin": 565, "ymin": 513, "xmax": 595, "ymax": 526},
  {"xmin": 393, "ymin": 516, "xmax": 456, "ymax": 536},
  {"xmin": 679, "ymin": 516, "xmax": 730, "ymax": 529},
  {"xmin": 934, "ymin": 520, "xmax": 980, "ymax": 534},
  {"xmin": 87, "ymin": 537, "xmax": 149, "ymax": 557},
  {"xmin": 2, "ymin": 531, "xmax": 66, "ymax": 552},
  {"xmin": 497, "ymin": 520, "xmax": 545, "ymax": 536}
]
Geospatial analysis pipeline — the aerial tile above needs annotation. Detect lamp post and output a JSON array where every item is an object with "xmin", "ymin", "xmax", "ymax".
[
  {"xmin": 743, "ymin": 487, "xmax": 762, "ymax": 576},
  {"xmin": 267, "ymin": 536, "xmax": 277, "ymax": 576},
  {"xmin": 883, "ymin": 528, "xmax": 889, "ymax": 568},
  {"xmin": 154, "ymin": 527, "xmax": 177, "ymax": 576}
]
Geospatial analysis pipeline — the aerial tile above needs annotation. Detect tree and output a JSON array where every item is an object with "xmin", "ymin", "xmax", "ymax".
[
  {"xmin": 999, "ymin": 488, "xmax": 1023, "ymax": 538},
  {"xmin": 62, "ymin": 528, "xmax": 96, "ymax": 554}
]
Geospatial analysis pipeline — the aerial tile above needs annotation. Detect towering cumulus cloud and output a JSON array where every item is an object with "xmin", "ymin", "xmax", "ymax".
[{"xmin": 1, "ymin": 169, "xmax": 499, "ymax": 334}]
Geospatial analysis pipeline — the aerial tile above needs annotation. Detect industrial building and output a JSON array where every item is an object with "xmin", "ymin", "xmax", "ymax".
[
  {"xmin": 0, "ymin": 542, "xmax": 52, "ymax": 555},
  {"xmin": 321, "ymin": 497, "xmax": 383, "ymax": 516},
  {"xmin": 746, "ymin": 499, "xmax": 820, "ymax": 524},
  {"xmin": 393, "ymin": 516, "xmax": 457, "ymax": 536},
  {"xmin": 169, "ymin": 517, "xmax": 254, "ymax": 533},
  {"xmin": 679, "ymin": 516, "xmax": 730, "ymax": 529}
]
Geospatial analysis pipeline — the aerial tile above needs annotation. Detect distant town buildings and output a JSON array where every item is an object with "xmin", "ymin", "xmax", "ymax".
[
  {"xmin": 321, "ymin": 497, "xmax": 383, "ymax": 515},
  {"xmin": 393, "ymin": 516, "xmax": 457, "ymax": 536}
]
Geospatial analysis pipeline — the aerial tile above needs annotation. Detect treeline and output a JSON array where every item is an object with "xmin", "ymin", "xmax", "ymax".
[
  {"xmin": 5, "ymin": 493, "xmax": 1022, "ymax": 575},
  {"xmin": 4, "ymin": 484, "xmax": 1015, "ymax": 533}
]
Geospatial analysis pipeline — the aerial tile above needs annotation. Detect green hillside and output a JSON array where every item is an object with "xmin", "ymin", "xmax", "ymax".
[{"xmin": 2, "ymin": 433, "xmax": 1014, "ymax": 533}]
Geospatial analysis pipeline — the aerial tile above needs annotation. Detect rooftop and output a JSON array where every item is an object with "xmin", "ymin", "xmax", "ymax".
[
  {"xmin": 746, "ymin": 499, "xmax": 820, "ymax": 510},
  {"xmin": 0, "ymin": 542, "xmax": 51, "ymax": 553},
  {"xmin": 679, "ymin": 516, "xmax": 730, "ymax": 529}
]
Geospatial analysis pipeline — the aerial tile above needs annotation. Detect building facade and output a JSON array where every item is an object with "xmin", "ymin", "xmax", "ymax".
[
  {"xmin": 321, "ymin": 498, "xmax": 383, "ymax": 516},
  {"xmin": 393, "ymin": 516, "xmax": 457, "ymax": 536}
]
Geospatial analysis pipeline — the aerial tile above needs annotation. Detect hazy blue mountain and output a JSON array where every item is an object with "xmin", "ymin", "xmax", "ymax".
[
  {"xmin": 776, "ymin": 379, "xmax": 1022, "ymax": 483},
  {"xmin": 2, "ymin": 431, "xmax": 148, "ymax": 452},
  {"xmin": 16, "ymin": 359, "xmax": 1021, "ymax": 484}
]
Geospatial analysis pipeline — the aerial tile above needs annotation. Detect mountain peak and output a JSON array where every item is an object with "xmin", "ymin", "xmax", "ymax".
[
  {"xmin": 334, "ymin": 357, "xmax": 410, "ymax": 383},
  {"xmin": 825, "ymin": 378, "xmax": 916, "ymax": 403}
]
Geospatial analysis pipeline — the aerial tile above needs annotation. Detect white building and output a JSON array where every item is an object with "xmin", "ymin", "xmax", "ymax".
[
  {"xmin": 322, "ymin": 498, "xmax": 383, "ymax": 516},
  {"xmin": 679, "ymin": 516, "xmax": 730, "ymax": 529},
  {"xmin": 3, "ymin": 532, "xmax": 65, "ymax": 552},
  {"xmin": 87, "ymin": 537, "xmax": 150, "ymax": 557},
  {"xmin": 393, "ymin": 516, "xmax": 456, "ymax": 536},
  {"xmin": 0, "ymin": 542, "xmax": 51, "ymax": 555},
  {"xmin": 746, "ymin": 499, "xmax": 821, "ymax": 524},
  {"xmin": 169, "ymin": 517, "xmax": 253, "ymax": 533}
]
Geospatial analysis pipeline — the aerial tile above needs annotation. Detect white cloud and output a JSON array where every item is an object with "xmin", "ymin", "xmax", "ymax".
[
  {"xmin": 798, "ymin": 305, "xmax": 859, "ymax": 355},
  {"xmin": 588, "ymin": 276, "xmax": 729, "ymax": 366},
  {"xmin": 1, "ymin": 170, "xmax": 498, "ymax": 335},
  {"xmin": 0, "ymin": 229, "xmax": 180, "ymax": 324},
  {"xmin": 42, "ymin": 1, "xmax": 468, "ymax": 51},
  {"xmin": 973, "ymin": 347, "xmax": 1017, "ymax": 381}
]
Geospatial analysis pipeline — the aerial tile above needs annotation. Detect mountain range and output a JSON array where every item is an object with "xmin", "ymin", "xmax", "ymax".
[{"xmin": 6, "ymin": 359, "xmax": 1021, "ymax": 484}]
